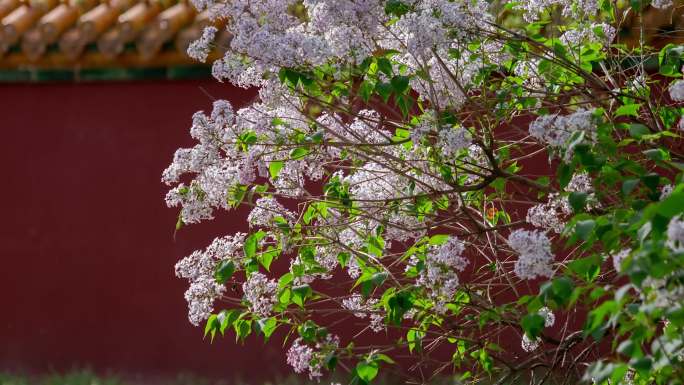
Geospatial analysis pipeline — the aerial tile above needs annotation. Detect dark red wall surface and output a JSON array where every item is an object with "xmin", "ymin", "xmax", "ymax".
[{"xmin": 0, "ymin": 80, "xmax": 289, "ymax": 379}]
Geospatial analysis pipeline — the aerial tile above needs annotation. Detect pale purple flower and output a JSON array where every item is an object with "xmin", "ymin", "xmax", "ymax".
[
  {"xmin": 666, "ymin": 215, "xmax": 684, "ymax": 252},
  {"xmin": 508, "ymin": 229, "xmax": 554, "ymax": 280},
  {"xmin": 521, "ymin": 333, "xmax": 541, "ymax": 352},
  {"xmin": 611, "ymin": 248, "xmax": 631, "ymax": 273},
  {"xmin": 669, "ymin": 80, "xmax": 684, "ymax": 102},
  {"xmin": 242, "ymin": 272, "xmax": 278, "ymax": 317},
  {"xmin": 187, "ymin": 26, "xmax": 218, "ymax": 62}
]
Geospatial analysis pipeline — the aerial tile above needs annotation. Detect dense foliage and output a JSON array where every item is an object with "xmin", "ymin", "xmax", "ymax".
[{"xmin": 164, "ymin": 0, "xmax": 684, "ymax": 383}]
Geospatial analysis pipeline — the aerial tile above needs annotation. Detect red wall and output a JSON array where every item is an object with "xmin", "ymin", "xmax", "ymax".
[{"xmin": 0, "ymin": 81, "xmax": 290, "ymax": 379}]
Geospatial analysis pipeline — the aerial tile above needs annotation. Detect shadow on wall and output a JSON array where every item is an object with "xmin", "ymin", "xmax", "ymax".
[{"xmin": 0, "ymin": 80, "xmax": 291, "ymax": 381}]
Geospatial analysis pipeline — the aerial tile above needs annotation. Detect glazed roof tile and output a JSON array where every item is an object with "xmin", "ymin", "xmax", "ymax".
[{"xmin": 0, "ymin": 0, "xmax": 226, "ymax": 72}]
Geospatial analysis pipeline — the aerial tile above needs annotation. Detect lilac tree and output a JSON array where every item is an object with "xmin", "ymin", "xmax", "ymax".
[{"xmin": 165, "ymin": 1, "xmax": 684, "ymax": 383}]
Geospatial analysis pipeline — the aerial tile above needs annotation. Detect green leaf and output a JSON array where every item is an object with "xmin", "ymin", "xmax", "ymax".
[
  {"xmin": 477, "ymin": 348, "xmax": 493, "ymax": 374},
  {"xmin": 367, "ymin": 235, "xmax": 385, "ymax": 257},
  {"xmin": 628, "ymin": 123, "xmax": 650, "ymax": 139},
  {"xmin": 360, "ymin": 272, "xmax": 388, "ymax": 297},
  {"xmin": 376, "ymin": 354, "xmax": 395, "ymax": 364},
  {"xmin": 377, "ymin": 58, "xmax": 393, "ymax": 76},
  {"xmin": 617, "ymin": 339, "xmax": 638, "ymax": 357},
  {"xmin": 385, "ymin": 290, "xmax": 412, "ymax": 325},
  {"xmin": 622, "ymin": 179, "xmax": 640, "ymax": 196},
  {"xmin": 428, "ymin": 234, "xmax": 450, "ymax": 245},
  {"xmin": 540, "ymin": 276, "xmax": 574, "ymax": 307},
  {"xmin": 292, "ymin": 284, "xmax": 312, "ymax": 307},
  {"xmin": 278, "ymin": 273, "xmax": 293, "ymax": 288},
  {"xmin": 643, "ymin": 148, "xmax": 671, "ymax": 162},
  {"xmin": 615, "ymin": 104, "xmax": 641, "ymax": 117},
  {"xmin": 297, "ymin": 320, "xmax": 320, "ymax": 342},
  {"xmin": 657, "ymin": 185, "xmax": 684, "ymax": 218},
  {"xmin": 244, "ymin": 235, "xmax": 257, "ymax": 259},
  {"xmin": 359, "ymin": 80, "xmax": 375, "ymax": 102},
  {"xmin": 666, "ymin": 307, "xmax": 684, "ymax": 327},
  {"xmin": 385, "ymin": 0, "xmax": 410, "ymax": 17},
  {"xmin": 258, "ymin": 247, "xmax": 279, "ymax": 272},
  {"xmin": 658, "ymin": 44, "xmax": 684, "ymax": 77},
  {"xmin": 558, "ymin": 163, "xmax": 572, "ymax": 188},
  {"xmin": 375, "ymin": 82, "xmax": 393, "ymax": 103},
  {"xmin": 289, "ymin": 147, "xmax": 309, "ymax": 160},
  {"xmin": 204, "ymin": 314, "xmax": 220, "ymax": 341},
  {"xmin": 575, "ymin": 219, "xmax": 596, "ymax": 241},
  {"xmin": 356, "ymin": 361, "xmax": 379, "ymax": 382},
  {"xmin": 337, "ymin": 252, "xmax": 350, "ymax": 268},
  {"xmin": 585, "ymin": 300, "xmax": 618, "ymax": 340},
  {"xmin": 521, "ymin": 314, "xmax": 545, "ymax": 339},
  {"xmin": 395, "ymin": 94, "xmax": 413, "ymax": 118},
  {"xmin": 269, "ymin": 161, "xmax": 284, "ymax": 179},
  {"xmin": 390, "ymin": 75, "xmax": 410, "ymax": 94},
  {"xmin": 218, "ymin": 309, "xmax": 240, "ymax": 335},
  {"xmin": 228, "ymin": 184, "xmax": 248, "ymax": 207},
  {"xmin": 568, "ymin": 255, "xmax": 601, "ymax": 282},
  {"xmin": 256, "ymin": 317, "xmax": 278, "ymax": 341},
  {"xmin": 631, "ymin": 357, "xmax": 652, "ymax": 375},
  {"xmin": 407, "ymin": 329, "xmax": 424, "ymax": 353},
  {"xmin": 233, "ymin": 318, "xmax": 252, "ymax": 342},
  {"xmin": 568, "ymin": 192, "xmax": 588, "ymax": 213},
  {"xmin": 214, "ymin": 260, "xmax": 236, "ymax": 284},
  {"xmin": 244, "ymin": 231, "xmax": 266, "ymax": 260}
]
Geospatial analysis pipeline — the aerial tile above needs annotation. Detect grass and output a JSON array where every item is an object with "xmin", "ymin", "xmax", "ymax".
[
  {"xmin": 0, "ymin": 370, "xmax": 323, "ymax": 385},
  {"xmin": 0, "ymin": 370, "xmax": 124, "ymax": 385},
  {"xmin": 0, "ymin": 369, "xmax": 570, "ymax": 385}
]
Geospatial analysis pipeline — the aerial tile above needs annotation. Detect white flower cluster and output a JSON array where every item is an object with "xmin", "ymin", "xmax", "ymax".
[
  {"xmin": 611, "ymin": 248, "xmax": 631, "ymax": 273},
  {"xmin": 640, "ymin": 277, "xmax": 684, "ymax": 309},
  {"xmin": 175, "ymin": 233, "xmax": 246, "ymax": 325},
  {"xmin": 187, "ymin": 26, "xmax": 217, "ymax": 62},
  {"xmin": 566, "ymin": 172, "xmax": 593, "ymax": 194},
  {"xmin": 411, "ymin": 112, "xmax": 436, "ymax": 145},
  {"xmin": 163, "ymin": 100, "xmax": 238, "ymax": 224},
  {"xmin": 667, "ymin": 215, "xmax": 684, "ymax": 253},
  {"xmin": 344, "ymin": 162, "xmax": 406, "ymax": 202},
  {"xmin": 515, "ymin": 0, "xmax": 598, "ymax": 22},
  {"xmin": 286, "ymin": 334, "xmax": 340, "ymax": 380},
  {"xmin": 286, "ymin": 338, "xmax": 314, "ymax": 376},
  {"xmin": 651, "ymin": 0, "xmax": 674, "ymax": 9},
  {"xmin": 189, "ymin": 0, "xmax": 503, "ymax": 110},
  {"xmin": 508, "ymin": 229, "xmax": 554, "ymax": 280},
  {"xmin": 527, "ymin": 172, "xmax": 594, "ymax": 233},
  {"xmin": 521, "ymin": 307, "xmax": 555, "ymax": 352},
  {"xmin": 341, "ymin": 294, "xmax": 385, "ymax": 333},
  {"xmin": 410, "ymin": 237, "xmax": 469, "ymax": 313},
  {"xmin": 438, "ymin": 126, "xmax": 472, "ymax": 158},
  {"xmin": 669, "ymin": 80, "xmax": 684, "ymax": 102},
  {"xmin": 529, "ymin": 109, "xmax": 597, "ymax": 159},
  {"xmin": 559, "ymin": 23, "xmax": 615, "ymax": 47},
  {"xmin": 411, "ymin": 111, "xmax": 473, "ymax": 157},
  {"xmin": 526, "ymin": 194, "xmax": 571, "ymax": 234},
  {"xmin": 538, "ymin": 306, "xmax": 556, "ymax": 327},
  {"xmin": 521, "ymin": 333, "xmax": 541, "ymax": 352},
  {"xmin": 247, "ymin": 197, "xmax": 296, "ymax": 228},
  {"xmin": 242, "ymin": 272, "xmax": 279, "ymax": 317}
]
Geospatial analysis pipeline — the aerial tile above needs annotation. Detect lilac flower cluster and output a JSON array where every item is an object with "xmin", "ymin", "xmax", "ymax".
[
  {"xmin": 286, "ymin": 334, "xmax": 340, "ymax": 380},
  {"xmin": 526, "ymin": 172, "xmax": 595, "ymax": 233},
  {"xmin": 528, "ymin": 109, "xmax": 598, "ymax": 160},
  {"xmin": 341, "ymin": 294, "xmax": 385, "ymax": 333},
  {"xmin": 242, "ymin": 272, "xmax": 279, "ymax": 317},
  {"xmin": 411, "ymin": 237, "xmax": 469, "ymax": 313},
  {"xmin": 175, "ymin": 233, "xmax": 246, "ymax": 325},
  {"xmin": 507, "ymin": 229, "xmax": 555, "ymax": 280}
]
